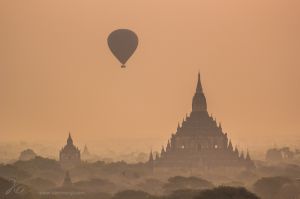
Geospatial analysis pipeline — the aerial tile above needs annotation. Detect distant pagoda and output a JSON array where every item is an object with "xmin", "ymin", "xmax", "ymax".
[
  {"xmin": 59, "ymin": 133, "xmax": 81, "ymax": 169},
  {"xmin": 62, "ymin": 171, "xmax": 72, "ymax": 187},
  {"xmin": 149, "ymin": 73, "xmax": 254, "ymax": 171},
  {"xmin": 82, "ymin": 145, "xmax": 90, "ymax": 159}
]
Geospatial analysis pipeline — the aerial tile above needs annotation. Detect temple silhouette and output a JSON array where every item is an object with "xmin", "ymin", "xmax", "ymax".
[
  {"xmin": 59, "ymin": 133, "xmax": 81, "ymax": 169},
  {"xmin": 149, "ymin": 73, "xmax": 255, "ymax": 171}
]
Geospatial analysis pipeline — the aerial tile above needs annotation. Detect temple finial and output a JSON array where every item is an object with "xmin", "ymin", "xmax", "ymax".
[
  {"xmin": 196, "ymin": 72, "xmax": 203, "ymax": 93},
  {"xmin": 192, "ymin": 72, "xmax": 207, "ymax": 112},
  {"xmin": 67, "ymin": 132, "xmax": 73, "ymax": 145}
]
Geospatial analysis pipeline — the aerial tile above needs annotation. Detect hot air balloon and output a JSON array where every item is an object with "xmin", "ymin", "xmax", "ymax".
[{"xmin": 107, "ymin": 29, "xmax": 138, "ymax": 68}]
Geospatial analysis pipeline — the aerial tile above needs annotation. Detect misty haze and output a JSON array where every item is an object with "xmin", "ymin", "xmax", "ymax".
[{"xmin": 1, "ymin": 0, "xmax": 300, "ymax": 199}]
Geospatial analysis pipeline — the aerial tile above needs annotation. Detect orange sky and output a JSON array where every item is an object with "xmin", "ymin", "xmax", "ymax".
[{"xmin": 0, "ymin": 0, "xmax": 300, "ymax": 155}]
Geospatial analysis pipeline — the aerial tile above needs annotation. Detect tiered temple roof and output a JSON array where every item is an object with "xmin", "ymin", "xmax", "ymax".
[{"xmin": 149, "ymin": 73, "xmax": 255, "ymax": 170}]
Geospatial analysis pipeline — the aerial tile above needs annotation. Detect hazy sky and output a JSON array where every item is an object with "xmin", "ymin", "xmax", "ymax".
[{"xmin": 1, "ymin": 0, "xmax": 300, "ymax": 154}]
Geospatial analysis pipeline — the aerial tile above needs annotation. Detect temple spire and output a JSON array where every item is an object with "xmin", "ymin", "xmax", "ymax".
[
  {"xmin": 166, "ymin": 140, "xmax": 171, "ymax": 152},
  {"xmin": 148, "ymin": 150, "xmax": 154, "ymax": 162},
  {"xmin": 67, "ymin": 132, "xmax": 73, "ymax": 145},
  {"xmin": 246, "ymin": 150, "xmax": 251, "ymax": 161},
  {"xmin": 234, "ymin": 145, "xmax": 239, "ymax": 155},
  {"xmin": 196, "ymin": 72, "xmax": 203, "ymax": 93},
  {"xmin": 192, "ymin": 72, "xmax": 207, "ymax": 112},
  {"xmin": 177, "ymin": 123, "xmax": 180, "ymax": 130},
  {"xmin": 228, "ymin": 140, "xmax": 233, "ymax": 151},
  {"xmin": 161, "ymin": 146, "xmax": 166, "ymax": 157}
]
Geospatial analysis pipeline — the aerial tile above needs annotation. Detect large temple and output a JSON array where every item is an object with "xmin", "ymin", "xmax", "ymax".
[{"xmin": 149, "ymin": 73, "xmax": 254, "ymax": 171}]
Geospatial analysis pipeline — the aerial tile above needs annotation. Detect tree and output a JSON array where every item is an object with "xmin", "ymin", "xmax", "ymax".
[
  {"xmin": 112, "ymin": 190, "xmax": 155, "ymax": 199},
  {"xmin": 253, "ymin": 176, "xmax": 292, "ymax": 199},
  {"xmin": 163, "ymin": 176, "xmax": 213, "ymax": 194},
  {"xmin": 195, "ymin": 186, "xmax": 260, "ymax": 199}
]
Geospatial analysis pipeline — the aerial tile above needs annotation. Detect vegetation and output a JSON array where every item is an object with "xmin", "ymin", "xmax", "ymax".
[
  {"xmin": 163, "ymin": 176, "xmax": 214, "ymax": 194},
  {"xmin": 253, "ymin": 176, "xmax": 299, "ymax": 199},
  {"xmin": 195, "ymin": 186, "xmax": 260, "ymax": 199}
]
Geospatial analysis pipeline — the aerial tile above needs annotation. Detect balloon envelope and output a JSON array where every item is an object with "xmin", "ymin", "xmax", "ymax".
[{"xmin": 107, "ymin": 29, "xmax": 138, "ymax": 68}]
